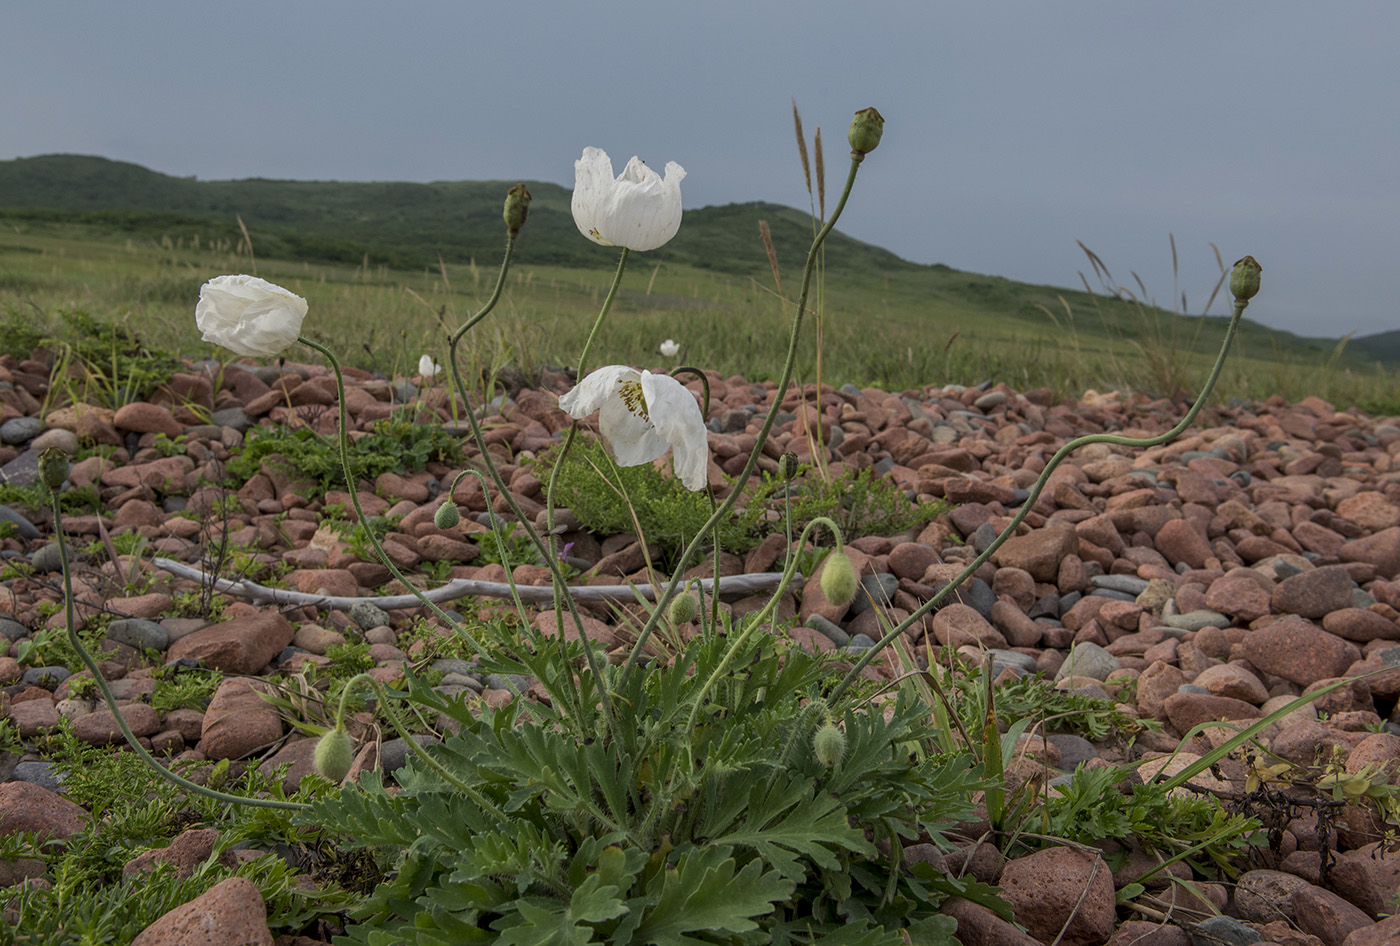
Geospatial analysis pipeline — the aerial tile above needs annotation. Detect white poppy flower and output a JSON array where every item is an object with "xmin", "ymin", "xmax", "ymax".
[
  {"xmin": 196, "ymin": 274, "xmax": 307, "ymax": 358},
  {"xmin": 659, "ymin": 339, "xmax": 680, "ymax": 359},
  {"xmin": 559, "ymin": 365, "xmax": 708, "ymax": 491},
  {"xmin": 418, "ymin": 354, "xmax": 443, "ymax": 377},
  {"xmin": 571, "ymin": 147, "xmax": 685, "ymax": 252}
]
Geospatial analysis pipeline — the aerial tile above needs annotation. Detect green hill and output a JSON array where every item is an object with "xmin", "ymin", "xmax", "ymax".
[{"xmin": 0, "ymin": 153, "xmax": 912, "ymax": 278}]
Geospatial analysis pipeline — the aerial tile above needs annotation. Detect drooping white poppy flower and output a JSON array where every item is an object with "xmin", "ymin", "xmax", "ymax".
[
  {"xmin": 559, "ymin": 365, "xmax": 708, "ymax": 491},
  {"xmin": 571, "ymin": 147, "xmax": 685, "ymax": 251},
  {"xmin": 659, "ymin": 339, "xmax": 680, "ymax": 359},
  {"xmin": 418, "ymin": 354, "xmax": 443, "ymax": 377},
  {"xmin": 196, "ymin": 275, "xmax": 307, "ymax": 358}
]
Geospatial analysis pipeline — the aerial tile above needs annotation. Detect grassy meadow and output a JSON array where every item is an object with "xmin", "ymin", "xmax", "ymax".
[{"xmin": 1, "ymin": 210, "xmax": 1395, "ymax": 413}]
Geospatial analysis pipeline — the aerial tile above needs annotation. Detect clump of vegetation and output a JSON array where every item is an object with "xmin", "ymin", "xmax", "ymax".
[
  {"xmin": 534, "ymin": 435, "xmax": 776, "ymax": 559},
  {"xmin": 786, "ymin": 467, "xmax": 946, "ymax": 540},
  {"xmin": 0, "ymin": 307, "xmax": 186, "ymax": 407},
  {"xmin": 225, "ymin": 406, "xmax": 462, "ymax": 496}
]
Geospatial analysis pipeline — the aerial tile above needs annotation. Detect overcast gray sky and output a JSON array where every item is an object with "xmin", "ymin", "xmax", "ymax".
[{"xmin": 5, "ymin": 2, "xmax": 1398, "ymax": 340}]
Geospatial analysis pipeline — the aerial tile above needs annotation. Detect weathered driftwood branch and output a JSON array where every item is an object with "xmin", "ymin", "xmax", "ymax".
[{"xmin": 152, "ymin": 557, "xmax": 793, "ymax": 611}]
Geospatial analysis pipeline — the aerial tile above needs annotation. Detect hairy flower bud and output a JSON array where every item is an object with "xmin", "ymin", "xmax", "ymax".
[
  {"xmin": 1230, "ymin": 255, "xmax": 1262, "ymax": 304},
  {"xmin": 504, "ymin": 183, "xmax": 532, "ymax": 235},
  {"xmin": 848, "ymin": 107, "xmax": 885, "ymax": 157},
  {"xmin": 813, "ymin": 720, "xmax": 846, "ymax": 768},
  {"xmin": 778, "ymin": 452, "xmax": 800, "ymax": 481},
  {"xmin": 668, "ymin": 592, "xmax": 698, "ymax": 625},
  {"xmin": 314, "ymin": 728, "xmax": 354, "ymax": 782},
  {"xmin": 820, "ymin": 551, "xmax": 858, "ymax": 608},
  {"xmin": 38, "ymin": 447, "xmax": 70, "ymax": 492},
  {"xmin": 434, "ymin": 501, "xmax": 461, "ymax": 529}
]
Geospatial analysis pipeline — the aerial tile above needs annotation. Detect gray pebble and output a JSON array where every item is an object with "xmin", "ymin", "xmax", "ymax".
[
  {"xmin": 349, "ymin": 601, "xmax": 391, "ymax": 631},
  {"xmin": 210, "ymin": 407, "xmax": 252, "ymax": 432},
  {"xmin": 31, "ymin": 428, "xmax": 78, "ymax": 455},
  {"xmin": 1189, "ymin": 915, "xmax": 1261, "ymax": 946},
  {"xmin": 0, "ymin": 417, "xmax": 43, "ymax": 445},
  {"xmin": 1053, "ymin": 642, "xmax": 1120, "ymax": 683},
  {"xmin": 379, "ymin": 734, "xmax": 440, "ymax": 776},
  {"xmin": 440, "ymin": 672, "xmax": 484, "ymax": 692},
  {"xmin": 986, "ymin": 649, "xmax": 1038, "ymax": 672},
  {"xmin": 1164, "ymin": 609, "xmax": 1230, "ymax": 631},
  {"xmin": 107, "ymin": 618, "xmax": 169, "ymax": 652},
  {"xmin": 1090, "ymin": 574, "xmax": 1150, "ymax": 595},
  {"xmin": 1177, "ymin": 684, "xmax": 1211, "ymax": 695},
  {"xmin": 1088, "ymin": 588, "xmax": 1138, "ymax": 602},
  {"xmin": 806, "ymin": 615, "xmax": 848, "ymax": 647},
  {"xmin": 21, "ymin": 666, "xmax": 71, "ymax": 688},
  {"xmin": 1047, "ymin": 734, "xmax": 1100, "ymax": 771},
  {"xmin": 12, "ymin": 760, "xmax": 64, "ymax": 793},
  {"xmin": 0, "ymin": 618, "xmax": 29, "ymax": 642},
  {"xmin": 848, "ymin": 573, "xmax": 898, "ymax": 616},
  {"xmin": 844, "ymin": 633, "xmax": 877, "ymax": 652},
  {"xmin": 29, "ymin": 543, "xmax": 65, "ymax": 573},
  {"xmin": 0, "ymin": 504, "xmax": 41, "ymax": 540}
]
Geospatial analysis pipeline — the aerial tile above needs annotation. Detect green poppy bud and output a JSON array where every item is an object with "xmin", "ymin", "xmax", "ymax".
[
  {"xmin": 1230, "ymin": 255, "xmax": 1262, "ymax": 304},
  {"xmin": 434, "ymin": 501, "xmax": 461, "ymax": 529},
  {"xmin": 504, "ymin": 183, "xmax": 532, "ymax": 235},
  {"xmin": 820, "ymin": 551, "xmax": 858, "ymax": 608},
  {"xmin": 848, "ymin": 107, "xmax": 885, "ymax": 157},
  {"xmin": 668, "ymin": 592, "xmax": 698, "ymax": 625},
  {"xmin": 314, "ymin": 727, "xmax": 355, "ymax": 782},
  {"xmin": 779, "ymin": 451, "xmax": 800, "ymax": 481},
  {"xmin": 813, "ymin": 720, "xmax": 846, "ymax": 768},
  {"xmin": 38, "ymin": 447, "xmax": 70, "ymax": 492}
]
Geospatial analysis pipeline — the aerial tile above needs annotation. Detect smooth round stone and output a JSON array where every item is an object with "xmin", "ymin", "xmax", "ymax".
[
  {"xmin": 848, "ymin": 573, "xmax": 898, "ymax": 616},
  {"xmin": 0, "ymin": 417, "xmax": 43, "ymax": 445},
  {"xmin": 0, "ymin": 505, "xmax": 41, "ymax": 540},
  {"xmin": 1380, "ymin": 646, "xmax": 1400, "ymax": 667},
  {"xmin": 107, "ymin": 618, "xmax": 169, "ymax": 651},
  {"xmin": 1091, "ymin": 574, "xmax": 1150, "ymax": 595},
  {"xmin": 845, "ymin": 634, "xmax": 877, "ymax": 652},
  {"xmin": 871, "ymin": 457, "xmax": 895, "ymax": 476},
  {"xmin": 0, "ymin": 618, "xmax": 29, "ymax": 642},
  {"xmin": 839, "ymin": 383, "xmax": 863, "ymax": 397},
  {"xmin": 1177, "ymin": 684, "xmax": 1211, "ymax": 695},
  {"xmin": 1053, "ymin": 642, "xmax": 1120, "ymax": 682},
  {"xmin": 379, "ymin": 734, "xmax": 440, "ymax": 775},
  {"xmin": 806, "ymin": 614, "xmax": 848, "ymax": 647},
  {"xmin": 973, "ymin": 390, "xmax": 1007, "ymax": 411},
  {"xmin": 1088, "ymin": 588, "xmax": 1138, "ymax": 602},
  {"xmin": 1058, "ymin": 591, "xmax": 1083, "ymax": 616},
  {"xmin": 987, "ymin": 649, "xmax": 1038, "ymax": 672},
  {"xmin": 210, "ymin": 407, "xmax": 251, "ymax": 431},
  {"xmin": 1180, "ymin": 448, "xmax": 1231, "ymax": 462},
  {"xmin": 29, "ymin": 544, "xmax": 65, "ymax": 573},
  {"xmin": 1188, "ymin": 915, "xmax": 1261, "ymax": 946},
  {"xmin": 349, "ymin": 601, "xmax": 391, "ymax": 631},
  {"xmin": 432, "ymin": 658, "xmax": 475, "ymax": 676},
  {"xmin": 1164, "ymin": 609, "xmax": 1230, "ymax": 631},
  {"xmin": 11, "ymin": 761, "xmax": 64, "ymax": 793},
  {"xmin": 483, "ymin": 673, "xmax": 529, "ymax": 693},
  {"xmin": 1047, "ymin": 734, "xmax": 1100, "ymax": 771},
  {"xmin": 965, "ymin": 578, "xmax": 996, "ymax": 617},
  {"xmin": 31, "ymin": 428, "xmax": 79, "ymax": 454},
  {"xmin": 161, "ymin": 496, "xmax": 189, "ymax": 513},
  {"xmin": 1352, "ymin": 588, "xmax": 1377, "ymax": 608},
  {"xmin": 971, "ymin": 522, "xmax": 999, "ymax": 553},
  {"xmin": 440, "ymin": 672, "xmax": 484, "ymax": 692},
  {"xmin": 21, "ymin": 666, "xmax": 70, "ymax": 688}
]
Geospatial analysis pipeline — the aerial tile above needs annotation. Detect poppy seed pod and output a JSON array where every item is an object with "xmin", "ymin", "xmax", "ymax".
[
  {"xmin": 434, "ymin": 501, "xmax": 461, "ymax": 529},
  {"xmin": 1230, "ymin": 256, "xmax": 1262, "ymax": 303},
  {"xmin": 779, "ymin": 452, "xmax": 800, "ymax": 481},
  {"xmin": 848, "ymin": 107, "xmax": 885, "ymax": 156},
  {"xmin": 820, "ymin": 551, "xmax": 858, "ymax": 608},
  {"xmin": 504, "ymin": 183, "xmax": 531, "ymax": 235},
  {"xmin": 38, "ymin": 447, "xmax": 70, "ymax": 492},
  {"xmin": 314, "ymin": 728, "xmax": 355, "ymax": 782}
]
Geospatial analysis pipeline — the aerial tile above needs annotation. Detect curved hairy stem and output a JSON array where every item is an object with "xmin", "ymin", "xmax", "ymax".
[
  {"xmin": 617, "ymin": 155, "xmax": 867, "ymax": 691},
  {"xmin": 827, "ymin": 298, "xmax": 1251, "ymax": 704}
]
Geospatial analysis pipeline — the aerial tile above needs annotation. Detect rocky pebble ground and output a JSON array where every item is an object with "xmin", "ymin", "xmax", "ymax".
[{"xmin": 2, "ymin": 352, "xmax": 1400, "ymax": 945}]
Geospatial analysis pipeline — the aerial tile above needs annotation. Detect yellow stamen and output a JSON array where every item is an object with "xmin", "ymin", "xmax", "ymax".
[{"xmin": 617, "ymin": 378, "xmax": 649, "ymax": 422}]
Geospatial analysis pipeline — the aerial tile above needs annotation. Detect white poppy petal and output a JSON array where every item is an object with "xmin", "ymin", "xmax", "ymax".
[
  {"xmin": 640, "ymin": 371, "xmax": 709, "ymax": 491},
  {"xmin": 559, "ymin": 364, "xmax": 635, "ymax": 419},
  {"xmin": 195, "ymin": 274, "xmax": 307, "ymax": 358},
  {"xmin": 570, "ymin": 148, "xmax": 685, "ymax": 252}
]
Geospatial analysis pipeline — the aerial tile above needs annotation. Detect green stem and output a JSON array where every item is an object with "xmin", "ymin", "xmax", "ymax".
[
  {"xmin": 296, "ymin": 337, "xmax": 493, "ymax": 665},
  {"xmin": 681, "ymin": 517, "xmax": 843, "ymax": 738},
  {"xmin": 617, "ymin": 155, "xmax": 866, "ymax": 692},
  {"xmin": 827, "ymin": 298, "xmax": 1251, "ymax": 704},
  {"xmin": 48, "ymin": 486, "xmax": 308, "ymax": 812},
  {"xmin": 576, "ymin": 248, "xmax": 630, "ymax": 380}
]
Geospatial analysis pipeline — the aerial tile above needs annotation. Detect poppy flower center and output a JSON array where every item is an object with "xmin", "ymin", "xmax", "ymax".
[{"xmin": 617, "ymin": 378, "xmax": 649, "ymax": 422}]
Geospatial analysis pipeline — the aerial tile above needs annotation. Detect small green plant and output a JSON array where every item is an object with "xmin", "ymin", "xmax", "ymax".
[
  {"xmin": 224, "ymin": 405, "xmax": 463, "ymax": 496},
  {"xmin": 786, "ymin": 467, "xmax": 946, "ymax": 541},
  {"xmin": 150, "ymin": 432, "xmax": 188, "ymax": 457},
  {"xmin": 535, "ymin": 434, "xmax": 775, "ymax": 560},
  {"xmin": 150, "ymin": 664, "xmax": 222, "ymax": 713}
]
